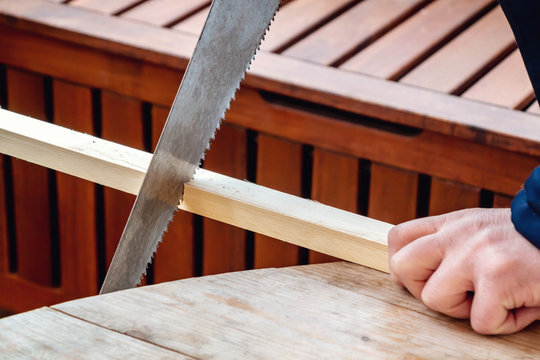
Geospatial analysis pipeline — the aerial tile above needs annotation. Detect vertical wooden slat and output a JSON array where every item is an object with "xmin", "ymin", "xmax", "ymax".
[
  {"xmin": 201, "ymin": 124, "xmax": 247, "ymax": 275},
  {"xmin": 309, "ymin": 148, "xmax": 358, "ymax": 264},
  {"xmin": 254, "ymin": 135, "xmax": 302, "ymax": 269},
  {"xmin": 368, "ymin": 163, "xmax": 418, "ymax": 225},
  {"xmin": 53, "ymin": 80, "xmax": 98, "ymax": 296},
  {"xmin": 0, "ymin": 155, "xmax": 8, "ymax": 273},
  {"xmin": 6, "ymin": 68, "xmax": 52, "ymax": 286},
  {"xmin": 428, "ymin": 178, "xmax": 481, "ymax": 216},
  {"xmin": 100, "ymin": 91, "xmax": 144, "ymax": 269},
  {"xmin": 493, "ymin": 193, "xmax": 513, "ymax": 208},
  {"xmin": 151, "ymin": 106, "xmax": 194, "ymax": 283}
]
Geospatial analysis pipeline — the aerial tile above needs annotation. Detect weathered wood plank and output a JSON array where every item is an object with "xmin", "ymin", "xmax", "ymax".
[
  {"xmin": 254, "ymin": 135, "xmax": 302, "ymax": 269},
  {"xmin": 5, "ymin": 68, "xmax": 52, "ymax": 286},
  {"xmin": 121, "ymin": 0, "xmax": 210, "ymax": 27},
  {"xmin": 151, "ymin": 106, "xmax": 194, "ymax": 283},
  {"xmin": 52, "ymin": 263, "xmax": 540, "ymax": 359},
  {"xmin": 52, "ymin": 80, "xmax": 98, "ymax": 296},
  {"xmin": 171, "ymin": 6, "xmax": 208, "ymax": 34},
  {"xmin": 0, "ymin": 109, "xmax": 392, "ymax": 272},
  {"xmin": 401, "ymin": 6, "xmax": 516, "ymax": 94},
  {"xmin": 341, "ymin": 0, "xmax": 493, "ymax": 79},
  {"xmin": 70, "ymin": 0, "xmax": 144, "ymax": 16},
  {"xmin": 0, "ymin": 307, "xmax": 191, "ymax": 359}
]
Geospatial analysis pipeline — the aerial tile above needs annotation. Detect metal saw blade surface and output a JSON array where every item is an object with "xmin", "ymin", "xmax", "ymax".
[{"xmin": 100, "ymin": 0, "xmax": 280, "ymax": 294}]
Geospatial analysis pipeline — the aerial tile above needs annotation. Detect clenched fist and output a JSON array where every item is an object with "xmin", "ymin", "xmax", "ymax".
[{"xmin": 388, "ymin": 208, "xmax": 540, "ymax": 334}]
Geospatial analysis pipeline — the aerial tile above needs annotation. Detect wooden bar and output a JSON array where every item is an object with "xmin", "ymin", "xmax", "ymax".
[{"xmin": 0, "ymin": 109, "xmax": 392, "ymax": 273}]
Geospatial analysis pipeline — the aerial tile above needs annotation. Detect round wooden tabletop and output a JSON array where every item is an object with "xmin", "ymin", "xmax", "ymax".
[{"xmin": 2, "ymin": 262, "xmax": 540, "ymax": 359}]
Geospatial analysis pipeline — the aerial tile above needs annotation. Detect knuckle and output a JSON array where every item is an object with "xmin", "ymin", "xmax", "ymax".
[
  {"xmin": 420, "ymin": 288, "xmax": 440, "ymax": 312},
  {"xmin": 470, "ymin": 316, "xmax": 494, "ymax": 335}
]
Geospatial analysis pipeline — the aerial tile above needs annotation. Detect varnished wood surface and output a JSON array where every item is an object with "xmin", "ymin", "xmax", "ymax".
[{"xmin": 2, "ymin": 262, "xmax": 540, "ymax": 359}]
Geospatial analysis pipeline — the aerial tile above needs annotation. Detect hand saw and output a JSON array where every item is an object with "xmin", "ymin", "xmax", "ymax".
[{"xmin": 100, "ymin": 0, "xmax": 280, "ymax": 294}]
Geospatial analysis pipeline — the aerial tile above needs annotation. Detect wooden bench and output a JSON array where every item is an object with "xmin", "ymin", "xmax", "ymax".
[{"xmin": 1, "ymin": 0, "xmax": 540, "ymax": 313}]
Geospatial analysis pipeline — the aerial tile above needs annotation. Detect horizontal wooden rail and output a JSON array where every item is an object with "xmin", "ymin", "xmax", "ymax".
[{"xmin": 0, "ymin": 109, "xmax": 392, "ymax": 272}]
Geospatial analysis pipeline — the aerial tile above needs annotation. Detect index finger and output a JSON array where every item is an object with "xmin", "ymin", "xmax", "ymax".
[{"xmin": 388, "ymin": 216, "xmax": 442, "ymax": 258}]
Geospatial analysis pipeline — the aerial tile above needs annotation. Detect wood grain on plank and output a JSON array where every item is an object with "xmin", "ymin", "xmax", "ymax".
[
  {"xmin": 368, "ymin": 164, "xmax": 418, "ymax": 224},
  {"xmin": 69, "ymin": 0, "xmax": 143, "ymax": 15},
  {"xmin": 260, "ymin": 0, "xmax": 355, "ymax": 52},
  {"xmin": 428, "ymin": 178, "xmax": 480, "ymax": 216},
  {"xmin": 340, "ymin": 0, "xmax": 493, "ymax": 79},
  {"xmin": 171, "ymin": 6, "xmax": 208, "ymax": 34},
  {"xmin": 6, "ymin": 68, "xmax": 52, "ymax": 286},
  {"xmin": 0, "ymin": 110, "xmax": 392, "ymax": 272},
  {"xmin": 0, "ymin": 307, "xmax": 191, "ymax": 359},
  {"xmin": 53, "ymin": 80, "xmax": 98, "ymax": 296},
  {"xmin": 151, "ymin": 106, "xmax": 194, "ymax": 283},
  {"xmin": 52, "ymin": 263, "xmax": 540, "ymax": 359},
  {"xmin": 100, "ymin": 91, "xmax": 143, "ymax": 269},
  {"xmin": 401, "ymin": 6, "xmax": 515, "ymax": 94},
  {"xmin": 121, "ymin": 0, "xmax": 210, "ymax": 27},
  {"xmin": 310, "ymin": 148, "xmax": 358, "ymax": 263},
  {"xmin": 462, "ymin": 50, "xmax": 534, "ymax": 109},
  {"xmin": 201, "ymin": 125, "xmax": 248, "ymax": 275},
  {"xmin": 283, "ymin": 0, "xmax": 427, "ymax": 66},
  {"xmin": 254, "ymin": 135, "xmax": 302, "ymax": 269}
]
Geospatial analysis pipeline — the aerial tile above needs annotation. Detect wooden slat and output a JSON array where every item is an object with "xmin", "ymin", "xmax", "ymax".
[
  {"xmin": 3, "ymin": 3, "xmax": 540, "ymax": 156},
  {"xmin": 151, "ymin": 106, "xmax": 194, "ymax": 283},
  {"xmin": 368, "ymin": 164, "xmax": 418, "ymax": 224},
  {"xmin": 201, "ymin": 125, "xmax": 247, "ymax": 275},
  {"xmin": 100, "ymin": 92, "xmax": 144, "ymax": 269},
  {"xmin": 171, "ymin": 6, "xmax": 208, "ymax": 34},
  {"xmin": 52, "ymin": 80, "xmax": 98, "ymax": 296},
  {"xmin": 254, "ymin": 135, "xmax": 302, "ymax": 269},
  {"xmin": 0, "ymin": 109, "xmax": 392, "ymax": 272},
  {"xmin": 52, "ymin": 263, "xmax": 540, "ymax": 358},
  {"xmin": 428, "ymin": 178, "xmax": 481, "ymax": 216},
  {"xmin": 283, "ymin": 0, "xmax": 426, "ymax": 65},
  {"xmin": 69, "ymin": 0, "xmax": 144, "ymax": 15},
  {"xmin": 493, "ymin": 193, "xmax": 513, "ymax": 208},
  {"xmin": 259, "ymin": 0, "xmax": 355, "ymax": 52},
  {"xmin": 0, "ymin": 155, "xmax": 7, "ymax": 273},
  {"xmin": 401, "ymin": 6, "xmax": 515, "ymax": 94},
  {"xmin": 340, "ymin": 0, "xmax": 493, "ymax": 79},
  {"xmin": 121, "ymin": 0, "xmax": 210, "ymax": 27},
  {"xmin": 6, "ymin": 68, "xmax": 52, "ymax": 286},
  {"xmin": 0, "ymin": 273, "xmax": 68, "ymax": 313},
  {"xmin": 309, "ymin": 148, "xmax": 358, "ymax": 264},
  {"xmin": 462, "ymin": 50, "xmax": 534, "ymax": 109},
  {"xmin": 0, "ymin": 307, "xmax": 192, "ymax": 359}
]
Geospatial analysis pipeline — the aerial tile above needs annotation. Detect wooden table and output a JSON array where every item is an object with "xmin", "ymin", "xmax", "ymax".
[{"xmin": 2, "ymin": 262, "xmax": 540, "ymax": 359}]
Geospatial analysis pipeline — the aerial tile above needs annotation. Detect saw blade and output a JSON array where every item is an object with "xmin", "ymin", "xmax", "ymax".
[{"xmin": 100, "ymin": 0, "xmax": 280, "ymax": 294}]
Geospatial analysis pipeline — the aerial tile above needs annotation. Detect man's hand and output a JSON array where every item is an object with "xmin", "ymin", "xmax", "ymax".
[{"xmin": 388, "ymin": 208, "xmax": 540, "ymax": 334}]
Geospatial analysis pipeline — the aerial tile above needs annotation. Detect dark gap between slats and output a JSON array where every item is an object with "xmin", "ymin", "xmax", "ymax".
[
  {"xmin": 298, "ymin": 144, "xmax": 313, "ymax": 265},
  {"xmin": 480, "ymin": 189, "xmax": 494, "ymax": 208},
  {"xmin": 44, "ymin": 76, "xmax": 61, "ymax": 288},
  {"xmin": 244, "ymin": 130, "xmax": 258, "ymax": 270},
  {"xmin": 357, "ymin": 160, "xmax": 371, "ymax": 216},
  {"xmin": 165, "ymin": 1, "xmax": 213, "ymax": 29},
  {"xmin": 416, "ymin": 174, "xmax": 431, "ymax": 218},
  {"xmin": 1, "ymin": 64, "xmax": 17, "ymax": 273},
  {"xmin": 332, "ymin": 0, "xmax": 433, "ymax": 68},
  {"xmin": 193, "ymin": 215, "xmax": 203, "ymax": 277},
  {"xmin": 393, "ymin": 1, "xmax": 499, "ymax": 82},
  {"xmin": 273, "ymin": 0, "xmax": 361, "ymax": 54},
  {"xmin": 92, "ymin": 89, "xmax": 107, "ymax": 289},
  {"xmin": 259, "ymin": 91, "xmax": 422, "ymax": 137},
  {"xmin": 142, "ymin": 102, "xmax": 154, "ymax": 285},
  {"xmin": 112, "ymin": 0, "xmax": 149, "ymax": 17}
]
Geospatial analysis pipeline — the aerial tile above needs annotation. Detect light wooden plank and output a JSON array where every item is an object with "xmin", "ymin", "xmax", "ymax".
[
  {"xmin": 527, "ymin": 101, "xmax": 540, "ymax": 114},
  {"xmin": 52, "ymin": 80, "xmax": 98, "ymax": 296},
  {"xmin": 6, "ymin": 68, "xmax": 53, "ymax": 286},
  {"xmin": 53, "ymin": 263, "xmax": 540, "ymax": 358},
  {"xmin": 283, "ymin": 0, "xmax": 426, "ymax": 65},
  {"xmin": 0, "ymin": 307, "xmax": 191, "ymax": 359},
  {"xmin": 70, "ymin": 0, "xmax": 143, "ymax": 16},
  {"xmin": 171, "ymin": 6, "xmax": 208, "ymax": 34},
  {"xmin": 121, "ymin": 0, "xmax": 209, "ymax": 27},
  {"xmin": 0, "ymin": 109, "xmax": 392, "ymax": 272},
  {"xmin": 254, "ymin": 135, "xmax": 302, "ymax": 269},
  {"xmin": 151, "ymin": 106, "xmax": 194, "ymax": 283},
  {"xmin": 401, "ymin": 6, "xmax": 516, "ymax": 94},
  {"xmin": 429, "ymin": 178, "xmax": 481, "ymax": 216},
  {"xmin": 259, "ymin": 0, "xmax": 354, "ymax": 52},
  {"xmin": 462, "ymin": 50, "xmax": 535, "ymax": 109},
  {"xmin": 340, "ymin": 0, "xmax": 493, "ymax": 79}
]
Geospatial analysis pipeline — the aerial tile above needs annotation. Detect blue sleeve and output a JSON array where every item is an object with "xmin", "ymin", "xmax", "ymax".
[{"xmin": 499, "ymin": 1, "xmax": 540, "ymax": 248}]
